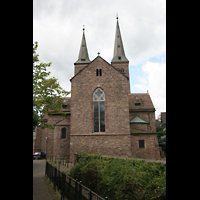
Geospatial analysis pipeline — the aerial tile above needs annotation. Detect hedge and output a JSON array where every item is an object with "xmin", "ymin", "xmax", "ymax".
[{"xmin": 70, "ymin": 153, "xmax": 166, "ymax": 200}]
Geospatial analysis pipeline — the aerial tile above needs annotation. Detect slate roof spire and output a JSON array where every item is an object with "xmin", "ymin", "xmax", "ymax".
[
  {"xmin": 75, "ymin": 26, "xmax": 91, "ymax": 64},
  {"xmin": 111, "ymin": 17, "xmax": 129, "ymax": 62}
]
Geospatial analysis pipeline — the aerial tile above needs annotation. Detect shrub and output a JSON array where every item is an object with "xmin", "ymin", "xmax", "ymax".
[
  {"xmin": 70, "ymin": 153, "xmax": 166, "ymax": 200},
  {"xmin": 76, "ymin": 152, "xmax": 87, "ymax": 163}
]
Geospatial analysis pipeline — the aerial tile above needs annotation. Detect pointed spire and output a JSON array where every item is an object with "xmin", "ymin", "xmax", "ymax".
[
  {"xmin": 75, "ymin": 26, "xmax": 91, "ymax": 64},
  {"xmin": 111, "ymin": 17, "xmax": 128, "ymax": 63}
]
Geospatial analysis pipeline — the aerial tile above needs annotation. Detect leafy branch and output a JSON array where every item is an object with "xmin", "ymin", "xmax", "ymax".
[{"xmin": 33, "ymin": 41, "xmax": 70, "ymax": 129}]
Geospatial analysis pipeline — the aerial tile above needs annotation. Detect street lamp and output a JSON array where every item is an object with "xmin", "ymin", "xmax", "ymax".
[{"xmin": 46, "ymin": 137, "xmax": 48, "ymax": 160}]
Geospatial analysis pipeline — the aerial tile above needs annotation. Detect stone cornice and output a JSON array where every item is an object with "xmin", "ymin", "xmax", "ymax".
[{"xmin": 70, "ymin": 133, "xmax": 130, "ymax": 136}]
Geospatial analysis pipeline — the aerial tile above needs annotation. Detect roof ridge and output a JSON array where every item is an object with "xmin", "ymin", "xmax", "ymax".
[{"xmin": 70, "ymin": 56, "xmax": 129, "ymax": 82}]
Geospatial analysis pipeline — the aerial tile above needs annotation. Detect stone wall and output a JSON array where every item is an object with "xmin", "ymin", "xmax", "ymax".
[
  {"xmin": 70, "ymin": 134, "xmax": 132, "ymax": 163},
  {"xmin": 33, "ymin": 127, "xmax": 42, "ymax": 153},
  {"xmin": 70, "ymin": 56, "xmax": 130, "ymax": 135},
  {"xmin": 53, "ymin": 125, "xmax": 70, "ymax": 159},
  {"xmin": 131, "ymin": 134, "xmax": 160, "ymax": 160}
]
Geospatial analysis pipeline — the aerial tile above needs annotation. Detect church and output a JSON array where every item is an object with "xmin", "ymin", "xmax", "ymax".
[{"xmin": 33, "ymin": 18, "xmax": 161, "ymax": 161}]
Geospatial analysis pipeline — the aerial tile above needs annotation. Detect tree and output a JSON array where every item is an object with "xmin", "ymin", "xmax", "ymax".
[
  {"xmin": 33, "ymin": 109, "xmax": 40, "ymax": 130},
  {"xmin": 33, "ymin": 42, "xmax": 70, "ymax": 129}
]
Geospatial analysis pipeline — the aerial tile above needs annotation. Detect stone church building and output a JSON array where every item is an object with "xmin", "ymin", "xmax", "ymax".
[{"xmin": 33, "ymin": 18, "xmax": 161, "ymax": 161}]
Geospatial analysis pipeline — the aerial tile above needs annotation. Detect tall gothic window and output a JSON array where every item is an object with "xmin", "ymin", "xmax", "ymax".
[{"xmin": 93, "ymin": 88, "xmax": 105, "ymax": 132}]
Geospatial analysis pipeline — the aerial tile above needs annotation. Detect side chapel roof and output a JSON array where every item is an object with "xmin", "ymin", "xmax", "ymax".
[{"xmin": 129, "ymin": 93, "xmax": 155, "ymax": 111}]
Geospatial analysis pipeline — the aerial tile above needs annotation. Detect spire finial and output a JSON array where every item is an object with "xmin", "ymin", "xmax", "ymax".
[
  {"xmin": 116, "ymin": 13, "xmax": 118, "ymax": 20},
  {"xmin": 83, "ymin": 25, "xmax": 85, "ymax": 31}
]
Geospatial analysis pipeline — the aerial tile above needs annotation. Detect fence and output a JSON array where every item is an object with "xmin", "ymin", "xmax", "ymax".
[
  {"xmin": 49, "ymin": 155, "xmax": 70, "ymax": 164},
  {"xmin": 45, "ymin": 161, "xmax": 107, "ymax": 200},
  {"xmin": 48, "ymin": 156, "xmax": 73, "ymax": 172}
]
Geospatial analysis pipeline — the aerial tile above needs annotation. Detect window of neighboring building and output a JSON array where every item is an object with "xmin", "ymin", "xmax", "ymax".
[
  {"xmin": 139, "ymin": 140, "xmax": 144, "ymax": 148},
  {"xmin": 93, "ymin": 88, "xmax": 105, "ymax": 132},
  {"xmin": 61, "ymin": 128, "xmax": 66, "ymax": 139}
]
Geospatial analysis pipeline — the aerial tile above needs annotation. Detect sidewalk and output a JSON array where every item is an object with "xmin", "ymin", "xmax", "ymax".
[{"xmin": 33, "ymin": 160, "xmax": 55, "ymax": 200}]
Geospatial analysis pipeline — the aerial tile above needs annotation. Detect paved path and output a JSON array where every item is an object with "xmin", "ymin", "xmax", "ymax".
[{"xmin": 33, "ymin": 160, "xmax": 54, "ymax": 200}]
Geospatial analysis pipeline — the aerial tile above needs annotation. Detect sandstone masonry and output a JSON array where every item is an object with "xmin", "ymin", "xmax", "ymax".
[{"xmin": 33, "ymin": 18, "xmax": 161, "ymax": 161}]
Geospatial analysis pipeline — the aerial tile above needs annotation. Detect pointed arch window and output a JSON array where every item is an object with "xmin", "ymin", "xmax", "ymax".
[{"xmin": 93, "ymin": 88, "xmax": 105, "ymax": 132}]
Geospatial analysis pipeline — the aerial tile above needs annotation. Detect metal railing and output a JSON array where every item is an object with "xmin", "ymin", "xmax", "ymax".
[{"xmin": 45, "ymin": 161, "xmax": 107, "ymax": 200}]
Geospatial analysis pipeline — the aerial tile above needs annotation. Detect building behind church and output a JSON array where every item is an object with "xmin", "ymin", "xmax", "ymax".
[{"xmin": 33, "ymin": 18, "xmax": 161, "ymax": 161}]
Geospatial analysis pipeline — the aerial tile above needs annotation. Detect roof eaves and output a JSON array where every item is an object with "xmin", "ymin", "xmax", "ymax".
[
  {"xmin": 70, "ymin": 62, "xmax": 90, "ymax": 82},
  {"xmin": 110, "ymin": 63, "xmax": 129, "ymax": 80}
]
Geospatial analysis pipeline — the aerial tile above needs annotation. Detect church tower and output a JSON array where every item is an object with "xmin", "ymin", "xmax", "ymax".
[
  {"xmin": 111, "ymin": 17, "xmax": 130, "ymax": 81},
  {"xmin": 74, "ymin": 27, "xmax": 91, "ymax": 75}
]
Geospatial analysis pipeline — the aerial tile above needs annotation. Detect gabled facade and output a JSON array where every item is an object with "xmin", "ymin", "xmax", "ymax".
[{"xmin": 33, "ymin": 18, "xmax": 161, "ymax": 161}]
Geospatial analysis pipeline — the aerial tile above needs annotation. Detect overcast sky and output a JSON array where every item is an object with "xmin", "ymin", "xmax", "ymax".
[{"xmin": 33, "ymin": 0, "xmax": 166, "ymax": 119}]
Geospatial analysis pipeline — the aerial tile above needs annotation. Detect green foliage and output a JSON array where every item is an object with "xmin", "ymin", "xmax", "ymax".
[
  {"xmin": 157, "ymin": 131, "xmax": 166, "ymax": 140},
  {"xmin": 33, "ymin": 109, "xmax": 40, "ymax": 130},
  {"xmin": 70, "ymin": 153, "xmax": 166, "ymax": 200},
  {"xmin": 156, "ymin": 126, "xmax": 166, "ymax": 143},
  {"xmin": 33, "ymin": 42, "xmax": 71, "ymax": 129},
  {"xmin": 76, "ymin": 152, "xmax": 88, "ymax": 163},
  {"xmin": 156, "ymin": 127, "xmax": 165, "ymax": 132}
]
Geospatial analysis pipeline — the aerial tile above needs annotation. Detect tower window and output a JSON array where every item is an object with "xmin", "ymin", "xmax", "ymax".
[
  {"xmin": 93, "ymin": 88, "xmax": 105, "ymax": 132},
  {"xmin": 118, "ymin": 45, "xmax": 120, "ymax": 48},
  {"xmin": 117, "ymin": 68, "xmax": 124, "ymax": 73},
  {"xmin": 139, "ymin": 140, "xmax": 144, "ymax": 148},
  {"xmin": 99, "ymin": 69, "xmax": 102, "ymax": 76},
  {"xmin": 96, "ymin": 69, "xmax": 102, "ymax": 76},
  {"xmin": 61, "ymin": 128, "xmax": 66, "ymax": 139},
  {"xmin": 81, "ymin": 58, "xmax": 85, "ymax": 61},
  {"xmin": 118, "ymin": 56, "xmax": 121, "ymax": 60}
]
